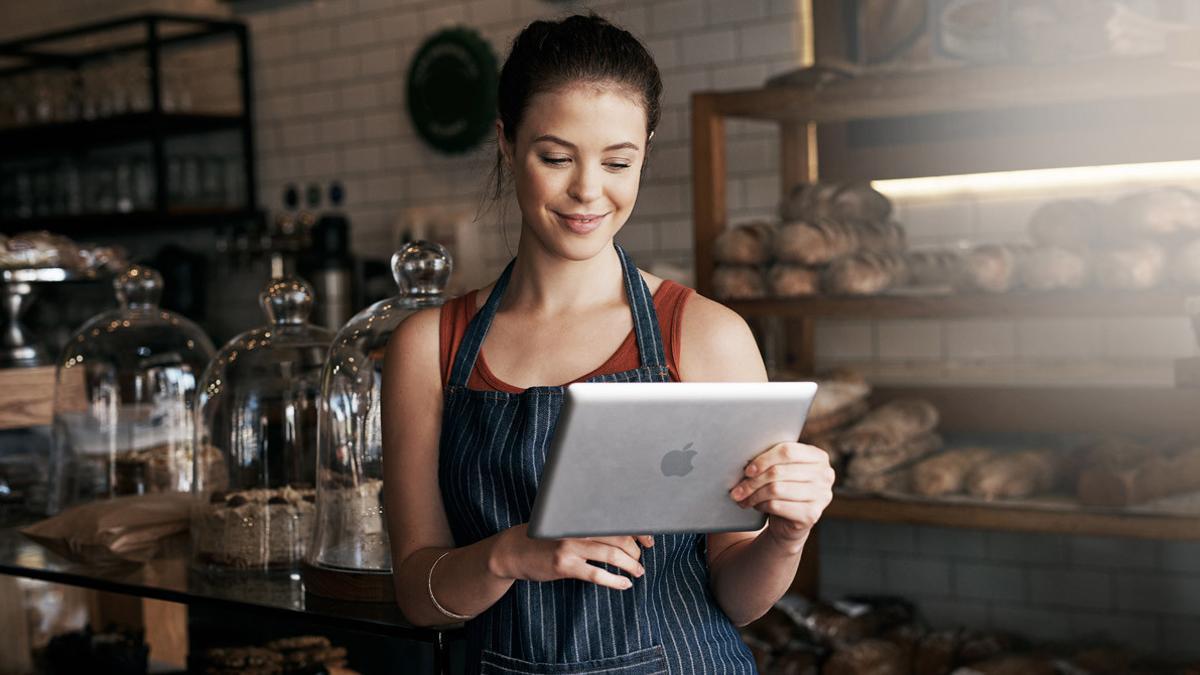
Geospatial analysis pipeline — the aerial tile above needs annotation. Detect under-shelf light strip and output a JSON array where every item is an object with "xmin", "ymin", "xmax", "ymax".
[{"xmin": 871, "ymin": 160, "xmax": 1200, "ymax": 200}]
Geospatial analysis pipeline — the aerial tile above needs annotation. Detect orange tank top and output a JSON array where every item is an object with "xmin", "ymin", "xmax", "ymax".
[{"xmin": 439, "ymin": 280, "xmax": 693, "ymax": 393}]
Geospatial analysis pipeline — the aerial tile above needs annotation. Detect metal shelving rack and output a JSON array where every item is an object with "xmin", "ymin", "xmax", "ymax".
[{"xmin": 0, "ymin": 13, "xmax": 259, "ymax": 234}]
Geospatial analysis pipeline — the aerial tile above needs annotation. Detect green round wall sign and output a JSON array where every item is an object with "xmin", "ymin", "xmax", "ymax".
[{"xmin": 406, "ymin": 27, "xmax": 498, "ymax": 154}]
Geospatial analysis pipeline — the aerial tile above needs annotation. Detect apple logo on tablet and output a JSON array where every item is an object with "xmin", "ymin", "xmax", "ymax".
[{"xmin": 661, "ymin": 442, "xmax": 696, "ymax": 477}]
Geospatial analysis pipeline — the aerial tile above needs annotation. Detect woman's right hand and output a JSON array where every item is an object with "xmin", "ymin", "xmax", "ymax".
[{"xmin": 489, "ymin": 524, "xmax": 654, "ymax": 591}]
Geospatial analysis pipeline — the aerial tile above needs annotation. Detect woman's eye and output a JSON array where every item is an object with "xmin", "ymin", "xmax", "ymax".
[
  {"xmin": 606, "ymin": 162, "xmax": 632, "ymax": 171},
  {"xmin": 540, "ymin": 156, "xmax": 570, "ymax": 166}
]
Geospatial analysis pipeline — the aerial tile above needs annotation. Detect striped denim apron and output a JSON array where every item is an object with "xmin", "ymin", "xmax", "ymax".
[{"xmin": 439, "ymin": 245, "xmax": 757, "ymax": 674}]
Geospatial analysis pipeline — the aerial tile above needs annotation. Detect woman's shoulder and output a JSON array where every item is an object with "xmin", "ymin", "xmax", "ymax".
[{"xmin": 673, "ymin": 280, "xmax": 766, "ymax": 382}]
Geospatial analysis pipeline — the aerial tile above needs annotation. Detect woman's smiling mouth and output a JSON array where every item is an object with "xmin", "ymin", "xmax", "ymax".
[{"xmin": 553, "ymin": 210, "xmax": 609, "ymax": 235}]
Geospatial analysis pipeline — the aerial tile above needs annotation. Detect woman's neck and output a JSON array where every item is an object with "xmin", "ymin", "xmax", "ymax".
[{"xmin": 503, "ymin": 234, "xmax": 624, "ymax": 317}]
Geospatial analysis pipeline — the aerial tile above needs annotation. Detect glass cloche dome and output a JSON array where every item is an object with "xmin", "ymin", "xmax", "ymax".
[
  {"xmin": 305, "ymin": 241, "xmax": 451, "ymax": 599},
  {"xmin": 49, "ymin": 265, "xmax": 216, "ymax": 513},
  {"xmin": 192, "ymin": 276, "xmax": 334, "ymax": 573}
]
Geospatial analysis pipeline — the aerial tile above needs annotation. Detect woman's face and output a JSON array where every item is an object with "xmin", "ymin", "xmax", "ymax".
[{"xmin": 499, "ymin": 83, "xmax": 648, "ymax": 262}]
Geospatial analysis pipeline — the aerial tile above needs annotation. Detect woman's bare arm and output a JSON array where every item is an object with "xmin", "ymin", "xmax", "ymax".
[
  {"xmin": 679, "ymin": 295, "xmax": 828, "ymax": 627},
  {"xmin": 382, "ymin": 308, "xmax": 515, "ymax": 626}
]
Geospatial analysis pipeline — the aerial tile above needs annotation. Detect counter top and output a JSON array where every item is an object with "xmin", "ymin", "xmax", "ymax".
[{"xmin": 0, "ymin": 523, "xmax": 460, "ymax": 643}]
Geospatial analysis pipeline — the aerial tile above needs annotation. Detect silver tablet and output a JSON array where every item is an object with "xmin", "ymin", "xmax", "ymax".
[{"xmin": 528, "ymin": 381, "xmax": 818, "ymax": 539}]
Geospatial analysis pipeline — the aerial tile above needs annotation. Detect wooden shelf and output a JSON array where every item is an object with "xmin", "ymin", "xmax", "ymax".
[
  {"xmin": 869, "ymin": 386, "xmax": 1200, "ymax": 436},
  {"xmin": 728, "ymin": 290, "xmax": 1194, "ymax": 320},
  {"xmin": 0, "ymin": 112, "xmax": 243, "ymax": 155},
  {"xmin": 0, "ymin": 208, "xmax": 260, "ymax": 235},
  {"xmin": 827, "ymin": 494, "xmax": 1200, "ymax": 540},
  {"xmin": 703, "ymin": 58, "xmax": 1200, "ymax": 124}
]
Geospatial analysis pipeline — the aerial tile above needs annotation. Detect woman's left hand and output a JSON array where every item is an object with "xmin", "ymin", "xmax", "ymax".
[{"xmin": 729, "ymin": 442, "xmax": 835, "ymax": 553}]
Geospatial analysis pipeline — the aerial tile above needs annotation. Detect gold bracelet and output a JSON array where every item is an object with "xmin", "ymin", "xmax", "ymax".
[{"xmin": 428, "ymin": 551, "xmax": 471, "ymax": 621}]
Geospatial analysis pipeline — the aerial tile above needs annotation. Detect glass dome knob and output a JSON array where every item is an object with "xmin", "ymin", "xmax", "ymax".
[
  {"xmin": 392, "ymin": 241, "xmax": 452, "ymax": 296},
  {"xmin": 260, "ymin": 276, "xmax": 315, "ymax": 325},
  {"xmin": 115, "ymin": 265, "xmax": 163, "ymax": 308}
]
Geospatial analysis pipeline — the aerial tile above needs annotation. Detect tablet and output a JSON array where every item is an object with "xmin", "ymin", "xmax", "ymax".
[{"xmin": 528, "ymin": 381, "xmax": 818, "ymax": 539}]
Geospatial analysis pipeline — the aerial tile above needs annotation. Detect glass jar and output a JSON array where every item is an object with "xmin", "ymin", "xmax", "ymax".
[
  {"xmin": 49, "ymin": 265, "xmax": 215, "ymax": 513},
  {"xmin": 305, "ymin": 242, "xmax": 451, "ymax": 596},
  {"xmin": 192, "ymin": 276, "xmax": 334, "ymax": 573}
]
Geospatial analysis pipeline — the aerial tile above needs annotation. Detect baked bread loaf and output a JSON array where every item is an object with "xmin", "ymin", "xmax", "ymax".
[
  {"xmin": 965, "ymin": 449, "xmax": 1058, "ymax": 500},
  {"xmin": 1092, "ymin": 241, "xmax": 1165, "ymax": 290},
  {"xmin": 822, "ymin": 639, "xmax": 907, "ymax": 675},
  {"xmin": 714, "ymin": 220, "xmax": 776, "ymax": 265},
  {"xmin": 838, "ymin": 399, "xmax": 940, "ymax": 457},
  {"xmin": 847, "ymin": 433, "xmax": 944, "ymax": 481},
  {"xmin": 768, "ymin": 264, "xmax": 820, "ymax": 297},
  {"xmin": 856, "ymin": 219, "xmax": 907, "ymax": 254},
  {"xmin": 712, "ymin": 265, "xmax": 766, "ymax": 299},
  {"xmin": 776, "ymin": 218, "xmax": 860, "ymax": 265},
  {"xmin": 1080, "ymin": 446, "xmax": 1200, "ymax": 507},
  {"xmin": 905, "ymin": 248, "xmax": 965, "ymax": 288},
  {"xmin": 823, "ymin": 251, "xmax": 908, "ymax": 295},
  {"xmin": 1109, "ymin": 187, "xmax": 1200, "ymax": 240},
  {"xmin": 1019, "ymin": 246, "xmax": 1089, "ymax": 291},
  {"xmin": 1027, "ymin": 199, "xmax": 1103, "ymax": 251},
  {"xmin": 781, "ymin": 181, "xmax": 891, "ymax": 224},
  {"xmin": 913, "ymin": 630, "xmax": 959, "ymax": 675},
  {"xmin": 1169, "ymin": 238, "xmax": 1200, "ymax": 287},
  {"xmin": 957, "ymin": 244, "xmax": 1029, "ymax": 293},
  {"xmin": 911, "ymin": 446, "xmax": 996, "ymax": 497}
]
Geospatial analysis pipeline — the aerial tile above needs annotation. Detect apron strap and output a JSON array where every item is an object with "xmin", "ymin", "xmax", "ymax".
[
  {"xmin": 446, "ymin": 243, "xmax": 667, "ymax": 387},
  {"xmin": 448, "ymin": 258, "xmax": 515, "ymax": 388},
  {"xmin": 615, "ymin": 243, "xmax": 666, "ymax": 370}
]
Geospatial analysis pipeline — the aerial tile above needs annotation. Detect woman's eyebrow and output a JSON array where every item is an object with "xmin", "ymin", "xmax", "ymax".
[{"xmin": 533, "ymin": 134, "xmax": 640, "ymax": 152}]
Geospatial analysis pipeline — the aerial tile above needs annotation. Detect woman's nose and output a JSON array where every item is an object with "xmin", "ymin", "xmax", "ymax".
[{"xmin": 567, "ymin": 166, "xmax": 602, "ymax": 203}]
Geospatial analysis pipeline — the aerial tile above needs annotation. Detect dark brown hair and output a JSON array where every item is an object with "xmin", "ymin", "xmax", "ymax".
[{"xmin": 486, "ymin": 13, "xmax": 663, "ymax": 210}]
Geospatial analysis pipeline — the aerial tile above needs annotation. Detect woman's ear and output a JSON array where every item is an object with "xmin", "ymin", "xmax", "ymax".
[{"xmin": 496, "ymin": 120, "xmax": 513, "ymax": 170}]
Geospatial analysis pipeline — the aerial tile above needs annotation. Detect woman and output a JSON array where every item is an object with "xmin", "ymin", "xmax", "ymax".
[{"xmin": 382, "ymin": 14, "xmax": 834, "ymax": 674}]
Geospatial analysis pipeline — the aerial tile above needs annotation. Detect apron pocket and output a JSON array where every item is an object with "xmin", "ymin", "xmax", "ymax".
[{"xmin": 479, "ymin": 645, "xmax": 668, "ymax": 675}]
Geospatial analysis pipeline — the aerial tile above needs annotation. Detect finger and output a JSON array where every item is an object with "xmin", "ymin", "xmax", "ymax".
[
  {"xmin": 753, "ymin": 499, "xmax": 829, "ymax": 527},
  {"xmin": 737, "ymin": 481, "xmax": 829, "ymax": 510},
  {"xmin": 566, "ymin": 558, "xmax": 634, "ymax": 591},
  {"xmin": 579, "ymin": 541, "xmax": 646, "ymax": 579},
  {"xmin": 636, "ymin": 535, "xmax": 655, "ymax": 548},
  {"xmin": 730, "ymin": 463, "xmax": 829, "ymax": 500},
  {"xmin": 587, "ymin": 536, "xmax": 641, "ymax": 562},
  {"xmin": 745, "ymin": 443, "xmax": 829, "ymax": 477}
]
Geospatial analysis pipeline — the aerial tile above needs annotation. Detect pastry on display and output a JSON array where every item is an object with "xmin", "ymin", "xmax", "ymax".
[
  {"xmin": 192, "ymin": 486, "xmax": 316, "ymax": 569},
  {"xmin": 193, "ymin": 276, "xmax": 333, "ymax": 573},
  {"xmin": 855, "ymin": 219, "xmax": 907, "ymax": 254},
  {"xmin": 1018, "ymin": 246, "xmax": 1089, "ymax": 291},
  {"xmin": 904, "ymin": 248, "xmax": 964, "ymax": 289},
  {"xmin": 714, "ymin": 221, "xmax": 776, "ymax": 265},
  {"xmin": 911, "ymin": 446, "xmax": 995, "ymax": 498},
  {"xmin": 781, "ymin": 181, "xmax": 892, "ymax": 224},
  {"xmin": 823, "ymin": 251, "xmax": 908, "ymax": 295},
  {"xmin": 1026, "ymin": 199, "xmax": 1103, "ymax": 251},
  {"xmin": 1108, "ymin": 187, "xmax": 1200, "ymax": 240},
  {"xmin": 821, "ymin": 639, "xmax": 906, "ymax": 675},
  {"xmin": 965, "ymin": 449, "xmax": 1058, "ymax": 500},
  {"xmin": 957, "ymin": 243, "xmax": 1028, "ymax": 293},
  {"xmin": 767, "ymin": 264, "xmax": 820, "ymax": 297},
  {"xmin": 712, "ymin": 264, "xmax": 767, "ymax": 299},
  {"xmin": 1092, "ymin": 240, "xmax": 1166, "ymax": 290},
  {"xmin": 776, "ymin": 218, "xmax": 861, "ymax": 266},
  {"xmin": 1079, "ymin": 446, "xmax": 1200, "ymax": 507},
  {"xmin": 837, "ymin": 399, "xmax": 940, "ymax": 457},
  {"xmin": 846, "ymin": 433, "xmax": 943, "ymax": 487}
]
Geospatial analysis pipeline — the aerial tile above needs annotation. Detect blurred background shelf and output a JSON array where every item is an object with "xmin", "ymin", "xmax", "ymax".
[
  {"xmin": 0, "ymin": 112, "xmax": 243, "ymax": 155},
  {"xmin": 827, "ymin": 494, "xmax": 1200, "ymax": 540},
  {"xmin": 727, "ymin": 290, "xmax": 1194, "ymax": 320},
  {"xmin": 0, "ymin": 207, "xmax": 261, "ymax": 235}
]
